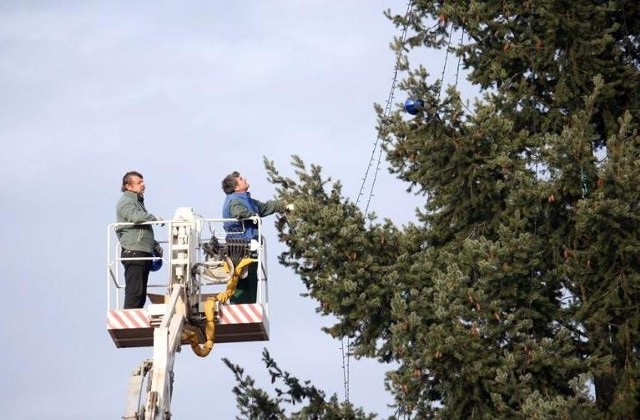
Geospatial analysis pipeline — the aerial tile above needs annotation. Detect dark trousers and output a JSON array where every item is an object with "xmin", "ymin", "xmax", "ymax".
[
  {"xmin": 121, "ymin": 249, "xmax": 152, "ymax": 309},
  {"xmin": 230, "ymin": 261, "xmax": 258, "ymax": 304}
]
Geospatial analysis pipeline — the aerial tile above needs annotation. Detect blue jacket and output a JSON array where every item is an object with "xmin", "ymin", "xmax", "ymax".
[{"xmin": 222, "ymin": 192, "xmax": 284, "ymax": 240}]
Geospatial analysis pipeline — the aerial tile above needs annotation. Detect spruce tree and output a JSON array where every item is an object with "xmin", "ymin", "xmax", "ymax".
[{"xmin": 229, "ymin": 1, "xmax": 640, "ymax": 418}]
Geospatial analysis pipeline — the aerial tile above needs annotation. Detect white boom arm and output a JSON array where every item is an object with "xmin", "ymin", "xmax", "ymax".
[
  {"xmin": 144, "ymin": 285, "xmax": 185, "ymax": 419},
  {"xmin": 122, "ymin": 208, "xmax": 199, "ymax": 419},
  {"xmin": 116, "ymin": 208, "xmax": 267, "ymax": 419}
]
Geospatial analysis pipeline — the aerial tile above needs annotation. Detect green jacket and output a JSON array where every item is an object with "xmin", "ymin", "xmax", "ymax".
[{"xmin": 115, "ymin": 191, "xmax": 159, "ymax": 253}]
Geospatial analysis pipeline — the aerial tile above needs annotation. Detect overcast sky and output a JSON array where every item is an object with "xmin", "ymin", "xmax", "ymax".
[{"xmin": 0, "ymin": 1, "xmax": 466, "ymax": 418}]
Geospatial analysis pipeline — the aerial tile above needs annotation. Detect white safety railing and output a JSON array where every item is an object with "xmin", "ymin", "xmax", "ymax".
[
  {"xmin": 106, "ymin": 209, "xmax": 269, "ymax": 319},
  {"xmin": 106, "ymin": 220, "xmax": 169, "ymax": 311}
]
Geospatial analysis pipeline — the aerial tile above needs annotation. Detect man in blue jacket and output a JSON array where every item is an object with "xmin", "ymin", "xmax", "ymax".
[
  {"xmin": 116, "ymin": 171, "xmax": 163, "ymax": 309},
  {"xmin": 221, "ymin": 171, "xmax": 292, "ymax": 303}
]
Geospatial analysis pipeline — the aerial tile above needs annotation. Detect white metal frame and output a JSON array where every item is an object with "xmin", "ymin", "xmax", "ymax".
[
  {"xmin": 106, "ymin": 212, "xmax": 269, "ymax": 314},
  {"xmin": 107, "ymin": 208, "xmax": 270, "ymax": 420}
]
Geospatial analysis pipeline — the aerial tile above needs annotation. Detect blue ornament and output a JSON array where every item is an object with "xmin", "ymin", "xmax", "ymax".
[
  {"xmin": 150, "ymin": 251, "xmax": 163, "ymax": 272},
  {"xmin": 404, "ymin": 98, "xmax": 425, "ymax": 115}
]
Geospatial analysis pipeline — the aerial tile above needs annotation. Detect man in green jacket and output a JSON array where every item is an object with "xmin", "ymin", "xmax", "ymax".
[{"xmin": 116, "ymin": 171, "xmax": 163, "ymax": 309}]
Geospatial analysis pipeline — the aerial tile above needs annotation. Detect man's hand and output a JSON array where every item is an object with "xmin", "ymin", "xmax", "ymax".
[{"xmin": 154, "ymin": 245, "xmax": 164, "ymax": 258}]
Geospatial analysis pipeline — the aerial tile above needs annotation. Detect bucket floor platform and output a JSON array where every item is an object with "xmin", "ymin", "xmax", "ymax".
[{"xmin": 107, "ymin": 303, "xmax": 268, "ymax": 348}]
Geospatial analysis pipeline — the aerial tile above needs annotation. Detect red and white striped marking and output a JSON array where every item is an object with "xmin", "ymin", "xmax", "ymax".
[
  {"xmin": 107, "ymin": 304, "xmax": 263, "ymax": 329},
  {"xmin": 107, "ymin": 309, "xmax": 150, "ymax": 330},
  {"xmin": 218, "ymin": 304, "xmax": 263, "ymax": 325}
]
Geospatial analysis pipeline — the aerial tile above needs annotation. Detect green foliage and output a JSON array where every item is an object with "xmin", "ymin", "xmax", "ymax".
[
  {"xmin": 225, "ymin": 1, "xmax": 640, "ymax": 418},
  {"xmin": 223, "ymin": 350, "xmax": 377, "ymax": 420}
]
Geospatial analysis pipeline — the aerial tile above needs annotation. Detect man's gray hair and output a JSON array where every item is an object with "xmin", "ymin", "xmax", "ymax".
[{"xmin": 221, "ymin": 171, "xmax": 240, "ymax": 194}]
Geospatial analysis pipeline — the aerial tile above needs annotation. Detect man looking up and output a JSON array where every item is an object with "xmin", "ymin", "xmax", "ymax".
[{"xmin": 221, "ymin": 171, "xmax": 292, "ymax": 303}]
